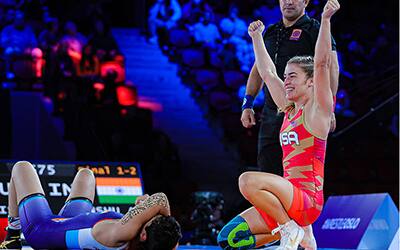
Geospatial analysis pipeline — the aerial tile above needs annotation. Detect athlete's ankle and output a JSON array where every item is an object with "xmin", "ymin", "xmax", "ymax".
[
  {"xmin": 7, "ymin": 216, "xmax": 21, "ymax": 231},
  {"xmin": 5, "ymin": 227, "xmax": 20, "ymax": 236}
]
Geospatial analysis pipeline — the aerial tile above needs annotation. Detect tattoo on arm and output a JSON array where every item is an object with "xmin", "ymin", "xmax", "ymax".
[{"xmin": 120, "ymin": 192, "xmax": 169, "ymax": 225}]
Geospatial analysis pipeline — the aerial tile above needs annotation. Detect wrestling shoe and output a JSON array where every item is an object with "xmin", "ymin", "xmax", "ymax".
[
  {"xmin": 271, "ymin": 220, "xmax": 304, "ymax": 250},
  {"xmin": 0, "ymin": 227, "xmax": 21, "ymax": 249},
  {"xmin": 300, "ymin": 225, "xmax": 317, "ymax": 250}
]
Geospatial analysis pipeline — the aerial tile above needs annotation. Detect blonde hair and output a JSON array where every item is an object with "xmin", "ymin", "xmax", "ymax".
[{"xmin": 287, "ymin": 56, "xmax": 314, "ymax": 79}]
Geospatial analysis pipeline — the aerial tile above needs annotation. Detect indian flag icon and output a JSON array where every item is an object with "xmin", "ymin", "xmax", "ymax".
[{"xmin": 96, "ymin": 177, "xmax": 144, "ymax": 204}]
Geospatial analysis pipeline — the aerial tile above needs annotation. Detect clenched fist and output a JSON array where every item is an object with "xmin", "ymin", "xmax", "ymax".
[
  {"xmin": 322, "ymin": 0, "xmax": 340, "ymax": 20},
  {"xmin": 241, "ymin": 108, "xmax": 256, "ymax": 128},
  {"xmin": 248, "ymin": 20, "xmax": 265, "ymax": 38}
]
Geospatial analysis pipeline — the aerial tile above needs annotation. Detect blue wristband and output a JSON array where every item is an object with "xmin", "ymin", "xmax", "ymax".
[{"xmin": 242, "ymin": 95, "xmax": 255, "ymax": 111}]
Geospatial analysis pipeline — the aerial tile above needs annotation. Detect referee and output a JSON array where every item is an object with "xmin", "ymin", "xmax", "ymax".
[{"xmin": 241, "ymin": 0, "xmax": 339, "ymax": 176}]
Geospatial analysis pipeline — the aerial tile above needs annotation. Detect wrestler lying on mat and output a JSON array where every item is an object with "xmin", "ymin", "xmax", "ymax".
[{"xmin": 0, "ymin": 161, "xmax": 181, "ymax": 250}]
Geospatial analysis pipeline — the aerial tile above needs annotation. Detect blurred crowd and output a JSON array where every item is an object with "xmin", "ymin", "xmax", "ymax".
[
  {"xmin": 0, "ymin": 0, "xmax": 182, "ymax": 190},
  {"xmin": 145, "ymin": 0, "xmax": 398, "ymax": 166}
]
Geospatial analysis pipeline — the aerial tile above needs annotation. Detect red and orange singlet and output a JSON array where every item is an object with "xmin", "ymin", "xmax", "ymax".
[
  {"xmin": 257, "ymin": 106, "xmax": 327, "ymax": 228},
  {"xmin": 280, "ymin": 106, "xmax": 326, "ymax": 205}
]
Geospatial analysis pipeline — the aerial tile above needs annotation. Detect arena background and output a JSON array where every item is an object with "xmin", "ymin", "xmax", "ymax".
[{"xmin": 0, "ymin": 0, "xmax": 398, "ymax": 248}]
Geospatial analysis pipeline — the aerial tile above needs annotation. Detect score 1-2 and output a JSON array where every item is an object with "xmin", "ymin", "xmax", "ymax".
[
  {"xmin": 77, "ymin": 165, "xmax": 138, "ymax": 176},
  {"xmin": 116, "ymin": 166, "xmax": 137, "ymax": 176}
]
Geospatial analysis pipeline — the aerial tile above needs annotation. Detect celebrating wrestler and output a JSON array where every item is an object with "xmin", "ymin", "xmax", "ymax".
[
  {"xmin": 0, "ymin": 161, "xmax": 181, "ymax": 249},
  {"xmin": 218, "ymin": 0, "xmax": 340, "ymax": 249}
]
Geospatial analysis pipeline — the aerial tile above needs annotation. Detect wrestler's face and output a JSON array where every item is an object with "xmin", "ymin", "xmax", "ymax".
[
  {"xmin": 283, "ymin": 63, "xmax": 312, "ymax": 101},
  {"xmin": 279, "ymin": 0, "xmax": 308, "ymax": 21}
]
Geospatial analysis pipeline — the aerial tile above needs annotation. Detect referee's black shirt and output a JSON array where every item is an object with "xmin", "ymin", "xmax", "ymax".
[{"xmin": 262, "ymin": 14, "xmax": 336, "ymax": 110}]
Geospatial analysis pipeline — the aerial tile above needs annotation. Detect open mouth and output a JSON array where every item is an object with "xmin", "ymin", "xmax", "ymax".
[{"xmin": 285, "ymin": 87, "xmax": 294, "ymax": 95}]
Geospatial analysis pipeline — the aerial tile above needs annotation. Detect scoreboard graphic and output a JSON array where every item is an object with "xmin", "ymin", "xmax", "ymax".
[{"xmin": 0, "ymin": 161, "xmax": 145, "ymax": 216}]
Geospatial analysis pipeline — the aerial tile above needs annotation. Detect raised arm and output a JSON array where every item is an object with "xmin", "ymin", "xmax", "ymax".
[
  {"xmin": 329, "ymin": 50, "xmax": 339, "ymax": 132},
  {"xmin": 330, "ymin": 51, "xmax": 339, "ymax": 96},
  {"xmin": 313, "ymin": 0, "xmax": 340, "ymax": 114},
  {"xmin": 248, "ymin": 20, "xmax": 287, "ymax": 111}
]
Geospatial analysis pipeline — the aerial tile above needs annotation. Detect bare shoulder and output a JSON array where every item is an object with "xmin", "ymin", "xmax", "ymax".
[
  {"xmin": 305, "ymin": 101, "xmax": 331, "ymax": 139},
  {"xmin": 92, "ymin": 219, "xmax": 124, "ymax": 248}
]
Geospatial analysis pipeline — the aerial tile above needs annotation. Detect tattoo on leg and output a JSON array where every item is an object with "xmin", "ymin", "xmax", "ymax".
[{"xmin": 120, "ymin": 193, "xmax": 169, "ymax": 225}]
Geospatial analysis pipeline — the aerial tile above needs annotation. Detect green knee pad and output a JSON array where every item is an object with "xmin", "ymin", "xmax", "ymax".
[{"xmin": 217, "ymin": 215, "xmax": 256, "ymax": 250}]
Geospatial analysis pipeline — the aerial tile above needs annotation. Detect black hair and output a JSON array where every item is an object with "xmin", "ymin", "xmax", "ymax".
[{"xmin": 140, "ymin": 215, "xmax": 182, "ymax": 250}]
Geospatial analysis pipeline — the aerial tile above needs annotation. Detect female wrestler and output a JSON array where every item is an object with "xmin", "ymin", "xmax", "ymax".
[
  {"xmin": 0, "ymin": 161, "xmax": 181, "ymax": 249},
  {"xmin": 217, "ymin": 0, "xmax": 340, "ymax": 249}
]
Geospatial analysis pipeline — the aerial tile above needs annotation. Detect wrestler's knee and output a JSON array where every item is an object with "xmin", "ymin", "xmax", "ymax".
[
  {"xmin": 12, "ymin": 161, "xmax": 34, "ymax": 175},
  {"xmin": 76, "ymin": 168, "xmax": 95, "ymax": 179},
  {"xmin": 217, "ymin": 215, "xmax": 256, "ymax": 250},
  {"xmin": 238, "ymin": 172, "xmax": 258, "ymax": 198}
]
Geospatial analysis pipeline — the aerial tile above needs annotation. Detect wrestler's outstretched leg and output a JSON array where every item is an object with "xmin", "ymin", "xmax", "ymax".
[
  {"xmin": 1, "ymin": 161, "xmax": 45, "ymax": 249},
  {"xmin": 59, "ymin": 168, "xmax": 95, "ymax": 217}
]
